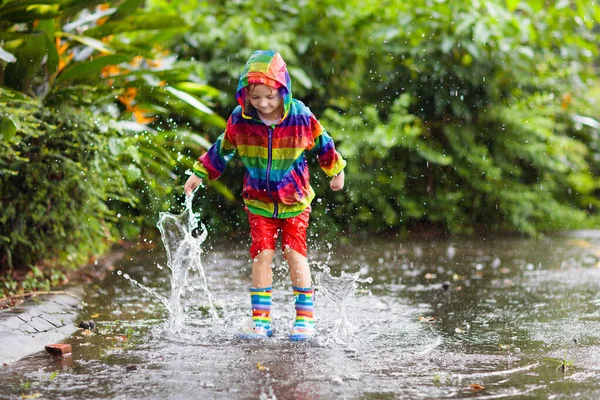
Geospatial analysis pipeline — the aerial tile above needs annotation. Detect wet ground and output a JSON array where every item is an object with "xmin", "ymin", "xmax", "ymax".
[{"xmin": 2, "ymin": 231, "xmax": 600, "ymax": 399}]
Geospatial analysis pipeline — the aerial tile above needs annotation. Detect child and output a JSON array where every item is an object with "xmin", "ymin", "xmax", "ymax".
[{"xmin": 184, "ymin": 50, "xmax": 346, "ymax": 341}]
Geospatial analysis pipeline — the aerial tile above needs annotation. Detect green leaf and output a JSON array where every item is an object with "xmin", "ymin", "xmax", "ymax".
[
  {"xmin": 3, "ymin": 33, "xmax": 46, "ymax": 92},
  {"xmin": 61, "ymin": 0, "xmax": 107, "ymax": 18},
  {"xmin": 567, "ymin": 172, "xmax": 596, "ymax": 195},
  {"xmin": 108, "ymin": 137, "xmax": 125, "ymax": 156},
  {"xmin": 54, "ymin": 54, "xmax": 131, "ymax": 85},
  {"xmin": 0, "ymin": 85, "xmax": 29, "ymax": 100},
  {"xmin": 506, "ymin": 0, "xmax": 520, "ymax": 12},
  {"xmin": 45, "ymin": 34, "xmax": 58, "ymax": 77},
  {"xmin": 416, "ymin": 145, "xmax": 453, "ymax": 166},
  {"xmin": 37, "ymin": 19, "xmax": 58, "ymax": 77},
  {"xmin": 288, "ymin": 66, "xmax": 313, "ymax": 90},
  {"xmin": 84, "ymin": 14, "xmax": 188, "ymax": 38},
  {"xmin": 208, "ymin": 179, "xmax": 236, "ymax": 202},
  {"xmin": 0, "ymin": 114, "xmax": 20, "ymax": 141},
  {"xmin": 0, "ymin": 4, "xmax": 60, "ymax": 22},
  {"xmin": 0, "ymin": 0, "xmax": 61, "ymax": 13},
  {"xmin": 178, "ymin": 130, "xmax": 213, "ymax": 150},
  {"xmin": 57, "ymin": 32, "xmax": 115, "ymax": 54},
  {"xmin": 164, "ymin": 86, "xmax": 214, "ymax": 115},
  {"xmin": 473, "ymin": 20, "xmax": 492, "ymax": 45},
  {"xmin": 125, "ymin": 164, "xmax": 142, "ymax": 183},
  {"xmin": 110, "ymin": 0, "xmax": 144, "ymax": 21},
  {"xmin": 172, "ymin": 82, "xmax": 221, "ymax": 98},
  {"xmin": 0, "ymin": 31, "xmax": 42, "ymax": 40},
  {"xmin": 0, "ymin": 44, "xmax": 16, "ymax": 63}
]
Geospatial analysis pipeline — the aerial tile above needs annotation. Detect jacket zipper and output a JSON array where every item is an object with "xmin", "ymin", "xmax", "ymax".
[{"xmin": 266, "ymin": 126, "xmax": 278, "ymax": 218}]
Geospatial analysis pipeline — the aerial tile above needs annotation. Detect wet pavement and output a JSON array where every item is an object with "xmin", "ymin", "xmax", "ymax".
[
  {"xmin": 0, "ymin": 290, "xmax": 82, "ymax": 365},
  {"xmin": 1, "ymin": 231, "xmax": 600, "ymax": 399}
]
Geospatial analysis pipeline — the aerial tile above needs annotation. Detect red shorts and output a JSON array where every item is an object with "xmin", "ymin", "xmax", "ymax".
[{"xmin": 247, "ymin": 208, "xmax": 311, "ymax": 259}]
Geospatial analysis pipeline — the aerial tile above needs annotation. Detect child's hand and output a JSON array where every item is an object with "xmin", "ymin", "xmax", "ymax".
[
  {"xmin": 330, "ymin": 170, "xmax": 345, "ymax": 191},
  {"xmin": 184, "ymin": 174, "xmax": 203, "ymax": 196}
]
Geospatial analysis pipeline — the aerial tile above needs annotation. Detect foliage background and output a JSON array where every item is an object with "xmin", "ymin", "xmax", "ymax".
[{"xmin": 1, "ymin": 0, "xmax": 599, "ymax": 290}]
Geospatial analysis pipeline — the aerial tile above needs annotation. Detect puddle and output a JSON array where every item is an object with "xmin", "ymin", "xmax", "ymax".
[{"xmin": 2, "ymin": 232, "xmax": 600, "ymax": 399}]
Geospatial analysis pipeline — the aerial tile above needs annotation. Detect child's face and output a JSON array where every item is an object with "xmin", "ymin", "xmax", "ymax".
[{"xmin": 248, "ymin": 85, "xmax": 283, "ymax": 118}]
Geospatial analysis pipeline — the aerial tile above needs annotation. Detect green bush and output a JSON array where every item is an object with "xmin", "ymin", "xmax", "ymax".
[
  {"xmin": 168, "ymin": 0, "xmax": 600, "ymax": 236},
  {"xmin": 0, "ymin": 0, "xmax": 224, "ymax": 274}
]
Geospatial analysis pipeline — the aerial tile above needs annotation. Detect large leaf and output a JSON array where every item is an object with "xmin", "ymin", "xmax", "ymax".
[
  {"xmin": 288, "ymin": 66, "xmax": 313, "ymax": 89},
  {"xmin": 60, "ymin": 0, "xmax": 107, "ymax": 17},
  {"xmin": 62, "ymin": 7, "xmax": 116, "ymax": 32},
  {"xmin": 84, "ymin": 14, "xmax": 188, "ymax": 38},
  {"xmin": 164, "ymin": 86, "xmax": 214, "ymax": 115},
  {"xmin": 0, "ymin": 31, "xmax": 43, "ymax": 40},
  {"xmin": 506, "ymin": 0, "xmax": 520, "ymax": 12},
  {"xmin": 54, "ymin": 54, "xmax": 131, "ymax": 85},
  {"xmin": 110, "ymin": 0, "xmax": 144, "ymax": 21},
  {"xmin": 0, "ymin": 85, "xmax": 30, "ymax": 100},
  {"xmin": 2, "ymin": 33, "xmax": 46, "ymax": 93},
  {"xmin": 37, "ymin": 19, "xmax": 58, "ymax": 77},
  {"xmin": 0, "ymin": 0, "xmax": 61, "ymax": 13},
  {"xmin": 0, "ymin": 4, "xmax": 60, "ymax": 22},
  {"xmin": 0, "ymin": 114, "xmax": 20, "ymax": 141},
  {"xmin": 172, "ymin": 82, "xmax": 221, "ymax": 98},
  {"xmin": 58, "ymin": 32, "xmax": 116, "ymax": 54}
]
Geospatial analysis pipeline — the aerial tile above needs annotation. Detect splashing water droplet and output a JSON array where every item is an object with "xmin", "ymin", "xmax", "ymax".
[
  {"xmin": 156, "ymin": 193, "xmax": 218, "ymax": 333},
  {"xmin": 314, "ymin": 262, "xmax": 372, "ymax": 345},
  {"xmin": 119, "ymin": 193, "xmax": 217, "ymax": 335}
]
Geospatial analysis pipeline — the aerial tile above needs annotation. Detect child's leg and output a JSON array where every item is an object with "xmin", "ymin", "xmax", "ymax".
[
  {"xmin": 284, "ymin": 248, "xmax": 311, "ymax": 287},
  {"xmin": 247, "ymin": 210, "xmax": 281, "ymax": 287},
  {"xmin": 240, "ymin": 211, "xmax": 280, "ymax": 339},
  {"xmin": 281, "ymin": 209, "xmax": 316, "ymax": 340},
  {"xmin": 252, "ymin": 249, "xmax": 275, "ymax": 287}
]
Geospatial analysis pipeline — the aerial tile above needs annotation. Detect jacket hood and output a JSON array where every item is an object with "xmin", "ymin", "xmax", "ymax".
[{"xmin": 236, "ymin": 50, "xmax": 292, "ymax": 120}]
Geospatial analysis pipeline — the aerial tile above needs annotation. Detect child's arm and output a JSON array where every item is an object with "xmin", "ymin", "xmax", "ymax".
[
  {"xmin": 307, "ymin": 115, "xmax": 346, "ymax": 185},
  {"xmin": 184, "ymin": 123, "xmax": 237, "ymax": 196}
]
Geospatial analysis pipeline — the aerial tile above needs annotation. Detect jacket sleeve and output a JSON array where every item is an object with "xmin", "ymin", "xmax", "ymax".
[
  {"xmin": 192, "ymin": 119, "xmax": 237, "ymax": 180},
  {"xmin": 307, "ymin": 114, "xmax": 346, "ymax": 177}
]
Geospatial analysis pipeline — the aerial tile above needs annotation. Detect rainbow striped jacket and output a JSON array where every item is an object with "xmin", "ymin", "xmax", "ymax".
[{"xmin": 193, "ymin": 50, "xmax": 346, "ymax": 218}]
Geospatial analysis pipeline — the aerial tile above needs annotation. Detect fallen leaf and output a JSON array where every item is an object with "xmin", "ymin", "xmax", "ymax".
[
  {"xmin": 419, "ymin": 316, "xmax": 436, "ymax": 323},
  {"xmin": 256, "ymin": 362, "xmax": 269, "ymax": 371},
  {"xmin": 452, "ymin": 273, "xmax": 465, "ymax": 281},
  {"xmin": 21, "ymin": 392, "xmax": 42, "ymax": 399},
  {"xmin": 81, "ymin": 329, "xmax": 93, "ymax": 336},
  {"xmin": 91, "ymin": 313, "xmax": 101, "ymax": 318},
  {"xmin": 469, "ymin": 383, "xmax": 485, "ymax": 391},
  {"xmin": 567, "ymin": 239, "xmax": 591, "ymax": 248}
]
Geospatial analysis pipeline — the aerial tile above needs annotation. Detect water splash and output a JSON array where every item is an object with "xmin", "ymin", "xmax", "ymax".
[
  {"xmin": 314, "ymin": 262, "xmax": 372, "ymax": 345},
  {"xmin": 118, "ymin": 193, "xmax": 217, "ymax": 334},
  {"xmin": 156, "ymin": 193, "xmax": 218, "ymax": 333}
]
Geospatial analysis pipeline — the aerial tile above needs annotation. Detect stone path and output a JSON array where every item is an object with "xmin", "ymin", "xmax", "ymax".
[{"xmin": 0, "ymin": 289, "xmax": 82, "ymax": 364}]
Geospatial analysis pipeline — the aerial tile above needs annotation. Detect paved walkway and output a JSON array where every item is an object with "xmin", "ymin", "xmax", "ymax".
[{"xmin": 0, "ymin": 289, "xmax": 82, "ymax": 364}]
